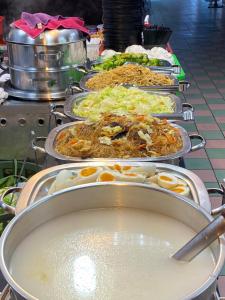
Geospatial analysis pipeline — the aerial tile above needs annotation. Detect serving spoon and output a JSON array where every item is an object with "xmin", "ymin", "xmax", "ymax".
[{"xmin": 172, "ymin": 210, "xmax": 225, "ymax": 262}]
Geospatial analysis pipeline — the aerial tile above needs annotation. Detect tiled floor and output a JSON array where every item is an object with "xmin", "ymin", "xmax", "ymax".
[{"xmin": 151, "ymin": 0, "xmax": 225, "ymax": 296}]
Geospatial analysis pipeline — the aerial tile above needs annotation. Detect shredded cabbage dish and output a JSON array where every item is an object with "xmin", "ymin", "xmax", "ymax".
[{"xmin": 73, "ymin": 86, "xmax": 175, "ymax": 121}]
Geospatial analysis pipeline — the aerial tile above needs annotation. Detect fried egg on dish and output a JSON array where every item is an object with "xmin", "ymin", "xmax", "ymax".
[
  {"xmin": 75, "ymin": 167, "xmax": 103, "ymax": 184},
  {"xmin": 157, "ymin": 172, "xmax": 178, "ymax": 189}
]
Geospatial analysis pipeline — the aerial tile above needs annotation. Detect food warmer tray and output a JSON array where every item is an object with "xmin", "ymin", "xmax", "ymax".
[
  {"xmin": 60, "ymin": 91, "xmax": 194, "ymax": 122},
  {"xmin": 89, "ymin": 59, "xmax": 182, "ymax": 75},
  {"xmin": 31, "ymin": 121, "xmax": 206, "ymax": 163},
  {"xmin": 2, "ymin": 162, "xmax": 212, "ymax": 214},
  {"xmin": 79, "ymin": 71, "xmax": 190, "ymax": 93}
]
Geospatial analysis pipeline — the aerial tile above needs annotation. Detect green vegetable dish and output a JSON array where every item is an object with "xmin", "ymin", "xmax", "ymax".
[
  {"xmin": 73, "ymin": 86, "xmax": 175, "ymax": 121},
  {"xmin": 92, "ymin": 53, "xmax": 163, "ymax": 71}
]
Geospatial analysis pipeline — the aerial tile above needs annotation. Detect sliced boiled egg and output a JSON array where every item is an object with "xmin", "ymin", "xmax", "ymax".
[
  {"xmin": 117, "ymin": 172, "xmax": 146, "ymax": 183},
  {"xmin": 148, "ymin": 182, "xmax": 160, "ymax": 189},
  {"xmin": 124, "ymin": 164, "xmax": 156, "ymax": 177},
  {"xmin": 48, "ymin": 170, "xmax": 78, "ymax": 194},
  {"xmin": 147, "ymin": 175, "xmax": 158, "ymax": 184},
  {"xmin": 170, "ymin": 185, "xmax": 190, "ymax": 197},
  {"xmin": 97, "ymin": 171, "xmax": 117, "ymax": 182},
  {"xmin": 177, "ymin": 178, "xmax": 188, "ymax": 186},
  {"xmin": 157, "ymin": 172, "xmax": 178, "ymax": 189},
  {"xmin": 75, "ymin": 167, "xmax": 103, "ymax": 184}
]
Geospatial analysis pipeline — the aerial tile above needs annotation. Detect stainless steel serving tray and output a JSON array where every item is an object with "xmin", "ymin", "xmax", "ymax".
[
  {"xmin": 79, "ymin": 71, "xmax": 189, "ymax": 93},
  {"xmin": 6, "ymin": 162, "xmax": 211, "ymax": 214},
  {"xmin": 62, "ymin": 90, "xmax": 194, "ymax": 121},
  {"xmin": 32, "ymin": 121, "xmax": 206, "ymax": 163},
  {"xmin": 90, "ymin": 59, "xmax": 182, "ymax": 75}
]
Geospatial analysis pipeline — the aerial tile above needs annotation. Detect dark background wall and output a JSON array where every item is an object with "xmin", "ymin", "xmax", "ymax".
[{"xmin": 0, "ymin": 0, "xmax": 103, "ymax": 29}]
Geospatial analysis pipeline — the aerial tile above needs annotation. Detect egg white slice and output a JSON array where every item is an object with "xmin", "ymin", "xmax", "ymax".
[
  {"xmin": 127, "ymin": 164, "xmax": 156, "ymax": 177},
  {"xmin": 177, "ymin": 178, "xmax": 188, "ymax": 186},
  {"xmin": 157, "ymin": 172, "xmax": 178, "ymax": 189},
  {"xmin": 48, "ymin": 170, "xmax": 78, "ymax": 194},
  {"xmin": 115, "ymin": 172, "xmax": 146, "ymax": 183},
  {"xmin": 75, "ymin": 167, "xmax": 103, "ymax": 184},
  {"xmin": 147, "ymin": 175, "xmax": 158, "ymax": 184}
]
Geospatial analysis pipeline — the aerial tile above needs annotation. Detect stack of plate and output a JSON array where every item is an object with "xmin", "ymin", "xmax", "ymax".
[{"xmin": 102, "ymin": 0, "xmax": 144, "ymax": 52}]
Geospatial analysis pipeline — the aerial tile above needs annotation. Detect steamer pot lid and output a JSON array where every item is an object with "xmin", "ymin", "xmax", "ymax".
[{"xmin": 6, "ymin": 28, "xmax": 85, "ymax": 45}]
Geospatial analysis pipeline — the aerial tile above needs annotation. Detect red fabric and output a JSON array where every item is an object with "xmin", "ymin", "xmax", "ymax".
[{"xmin": 13, "ymin": 17, "xmax": 89, "ymax": 39}]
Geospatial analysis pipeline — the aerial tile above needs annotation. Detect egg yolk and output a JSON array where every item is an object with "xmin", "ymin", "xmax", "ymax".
[
  {"xmin": 123, "ymin": 166, "xmax": 132, "ymax": 171},
  {"xmin": 99, "ymin": 173, "xmax": 115, "ymax": 181},
  {"xmin": 113, "ymin": 164, "xmax": 122, "ymax": 172},
  {"xmin": 171, "ymin": 187, "xmax": 185, "ymax": 193},
  {"xmin": 80, "ymin": 167, "xmax": 97, "ymax": 177},
  {"xmin": 160, "ymin": 176, "xmax": 173, "ymax": 182},
  {"xmin": 124, "ymin": 173, "xmax": 137, "ymax": 177}
]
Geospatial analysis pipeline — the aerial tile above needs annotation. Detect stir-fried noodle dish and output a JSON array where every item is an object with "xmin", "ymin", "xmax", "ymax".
[
  {"xmin": 55, "ymin": 114, "xmax": 183, "ymax": 159},
  {"xmin": 85, "ymin": 64, "xmax": 174, "ymax": 90}
]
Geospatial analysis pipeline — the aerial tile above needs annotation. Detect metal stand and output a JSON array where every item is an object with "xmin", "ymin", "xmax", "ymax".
[{"xmin": 208, "ymin": 0, "xmax": 224, "ymax": 8}]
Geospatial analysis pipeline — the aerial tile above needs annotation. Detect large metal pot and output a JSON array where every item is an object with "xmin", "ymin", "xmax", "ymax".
[
  {"xmin": 5, "ymin": 28, "xmax": 87, "ymax": 97},
  {"xmin": 0, "ymin": 183, "xmax": 224, "ymax": 300}
]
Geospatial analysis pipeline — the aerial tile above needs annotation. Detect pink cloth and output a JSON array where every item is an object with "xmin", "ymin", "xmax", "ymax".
[
  {"xmin": 21, "ymin": 12, "xmax": 65, "ymax": 29},
  {"xmin": 13, "ymin": 15, "xmax": 89, "ymax": 39}
]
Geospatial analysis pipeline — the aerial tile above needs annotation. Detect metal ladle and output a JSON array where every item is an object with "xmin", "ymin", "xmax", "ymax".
[{"xmin": 172, "ymin": 209, "xmax": 225, "ymax": 262}]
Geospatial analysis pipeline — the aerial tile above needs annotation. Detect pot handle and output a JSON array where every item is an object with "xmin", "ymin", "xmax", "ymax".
[
  {"xmin": 208, "ymin": 187, "xmax": 225, "ymax": 215},
  {"xmin": 189, "ymin": 134, "xmax": 206, "ymax": 152},
  {"xmin": 182, "ymin": 103, "xmax": 194, "ymax": 121},
  {"xmin": 50, "ymin": 103, "xmax": 67, "ymax": 119},
  {"xmin": 0, "ymin": 53, "xmax": 8, "ymax": 72},
  {"xmin": 66, "ymin": 82, "xmax": 84, "ymax": 95},
  {"xmin": 75, "ymin": 65, "xmax": 88, "ymax": 74},
  {"xmin": 178, "ymin": 81, "xmax": 190, "ymax": 92},
  {"xmin": 0, "ymin": 285, "xmax": 11, "ymax": 299},
  {"xmin": 0, "ymin": 187, "xmax": 22, "ymax": 215},
  {"xmin": 31, "ymin": 136, "xmax": 47, "ymax": 154}
]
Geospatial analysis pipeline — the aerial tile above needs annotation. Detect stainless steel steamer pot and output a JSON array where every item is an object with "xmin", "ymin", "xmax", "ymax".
[
  {"xmin": 5, "ymin": 28, "xmax": 87, "ymax": 95},
  {"xmin": 0, "ymin": 183, "xmax": 225, "ymax": 300}
]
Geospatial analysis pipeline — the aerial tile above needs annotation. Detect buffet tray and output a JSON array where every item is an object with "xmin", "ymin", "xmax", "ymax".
[
  {"xmin": 34, "ymin": 122, "xmax": 205, "ymax": 163},
  {"xmin": 63, "ymin": 91, "xmax": 194, "ymax": 121},
  {"xmin": 16, "ymin": 162, "xmax": 211, "ymax": 214},
  {"xmin": 79, "ymin": 71, "xmax": 189, "ymax": 93}
]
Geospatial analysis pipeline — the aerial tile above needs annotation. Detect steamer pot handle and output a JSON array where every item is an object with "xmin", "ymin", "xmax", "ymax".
[
  {"xmin": 31, "ymin": 136, "xmax": 47, "ymax": 154},
  {"xmin": 208, "ymin": 187, "xmax": 225, "ymax": 215},
  {"xmin": 66, "ymin": 82, "xmax": 84, "ymax": 94},
  {"xmin": 189, "ymin": 134, "xmax": 206, "ymax": 152},
  {"xmin": 50, "ymin": 103, "xmax": 67, "ymax": 119},
  {"xmin": 75, "ymin": 65, "xmax": 88, "ymax": 74},
  {"xmin": 0, "ymin": 187, "xmax": 22, "ymax": 215}
]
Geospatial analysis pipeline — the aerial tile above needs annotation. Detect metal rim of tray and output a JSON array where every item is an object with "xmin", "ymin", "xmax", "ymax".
[
  {"xmin": 79, "ymin": 71, "xmax": 180, "ymax": 92},
  {"xmin": 45, "ymin": 122, "xmax": 192, "ymax": 162},
  {"xmin": 16, "ymin": 162, "xmax": 212, "ymax": 214},
  {"xmin": 64, "ymin": 90, "xmax": 183, "ymax": 121},
  {"xmin": 90, "ymin": 58, "xmax": 172, "ymax": 70},
  {"xmin": 4, "ymin": 80, "xmax": 65, "ymax": 101}
]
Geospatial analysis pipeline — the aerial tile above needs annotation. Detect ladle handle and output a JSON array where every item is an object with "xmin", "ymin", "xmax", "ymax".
[{"xmin": 172, "ymin": 212, "xmax": 225, "ymax": 262}]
